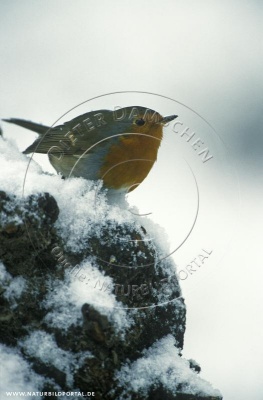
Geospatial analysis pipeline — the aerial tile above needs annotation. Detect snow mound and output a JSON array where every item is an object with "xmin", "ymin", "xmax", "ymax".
[
  {"xmin": 116, "ymin": 335, "xmax": 221, "ymax": 398},
  {"xmin": 0, "ymin": 344, "xmax": 46, "ymax": 399}
]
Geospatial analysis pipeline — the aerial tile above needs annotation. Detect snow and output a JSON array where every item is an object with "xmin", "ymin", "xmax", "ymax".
[
  {"xmin": 43, "ymin": 257, "xmax": 133, "ymax": 332},
  {"xmin": 20, "ymin": 330, "xmax": 91, "ymax": 387},
  {"xmin": 0, "ymin": 344, "xmax": 46, "ymax": 399},
  {"xmin": 116, "ymin": 335, "xmax": 221, "ymax": 398},
  {"xmin": 0, "ymin": 262, "xmax": 26, "ymax": 307}
]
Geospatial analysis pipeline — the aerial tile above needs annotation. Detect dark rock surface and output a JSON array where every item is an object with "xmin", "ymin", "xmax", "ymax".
[{"xmin": 0, "ymin": 191, "xmax": 222, "ymax": 400}]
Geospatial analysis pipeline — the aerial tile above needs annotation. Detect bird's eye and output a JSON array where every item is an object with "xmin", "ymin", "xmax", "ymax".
[{"xmin": 135, "ymin": 118, "xmax": 145, "ymax": 126}]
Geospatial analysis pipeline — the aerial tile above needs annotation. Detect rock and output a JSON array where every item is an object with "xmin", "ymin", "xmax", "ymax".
[
  {"xmin": 189, "ymin": 358, "xmax": 201, "ymax": 373},
  {"xmin": 0, "ymin": 190, "xmax": 222, "ymax": 399}
]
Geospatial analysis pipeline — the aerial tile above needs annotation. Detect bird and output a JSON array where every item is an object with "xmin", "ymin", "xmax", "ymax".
[{"xmin": 3, "ymin": 106, "xmax": 177, "ymax": 197}]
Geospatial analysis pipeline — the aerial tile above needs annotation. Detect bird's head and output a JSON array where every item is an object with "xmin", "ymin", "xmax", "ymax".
[{"xmin": 111, "ymin": 106, "xmax": 178, "ymax": 140}]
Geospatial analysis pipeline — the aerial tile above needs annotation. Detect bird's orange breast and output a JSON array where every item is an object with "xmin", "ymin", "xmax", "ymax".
[{"xmin": 99, "ymin": 123, "xmax": 163, "ymax": 192}]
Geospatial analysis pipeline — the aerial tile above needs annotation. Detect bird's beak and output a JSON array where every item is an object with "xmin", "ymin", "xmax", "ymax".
[{"xmin": 161, "ymin": 114, "xmax": 178, "ymax": 124}]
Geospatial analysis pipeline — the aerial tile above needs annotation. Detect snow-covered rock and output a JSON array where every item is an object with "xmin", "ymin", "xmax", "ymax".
[{"xmin": 0, "ymin": 135, "xmax": 222, "ymax": 399}]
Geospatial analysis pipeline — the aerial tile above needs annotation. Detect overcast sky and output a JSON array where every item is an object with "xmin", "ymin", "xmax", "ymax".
[{"xmin": 1, "ymin": 1, "xmax": 262, "ymax": 399}]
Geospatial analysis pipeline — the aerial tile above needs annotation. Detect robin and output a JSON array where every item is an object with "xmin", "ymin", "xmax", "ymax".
[{"xmin": 3, "ymin": 106, "xmax": 177, "ymax": 197}]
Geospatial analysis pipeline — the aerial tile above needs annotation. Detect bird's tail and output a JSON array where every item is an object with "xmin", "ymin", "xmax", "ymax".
[{"xmin": 2, "ymin": 118, "xmax": 50, "ymax": 135}]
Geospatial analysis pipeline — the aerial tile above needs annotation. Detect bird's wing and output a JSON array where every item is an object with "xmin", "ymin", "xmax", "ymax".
[
  {"xmin": 3, "ymin": 110, "xmax": 112, "ymax": 155},
  {"xmin": 3, "ymin": 110, "xmax": 127, "ymax": 155}
]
